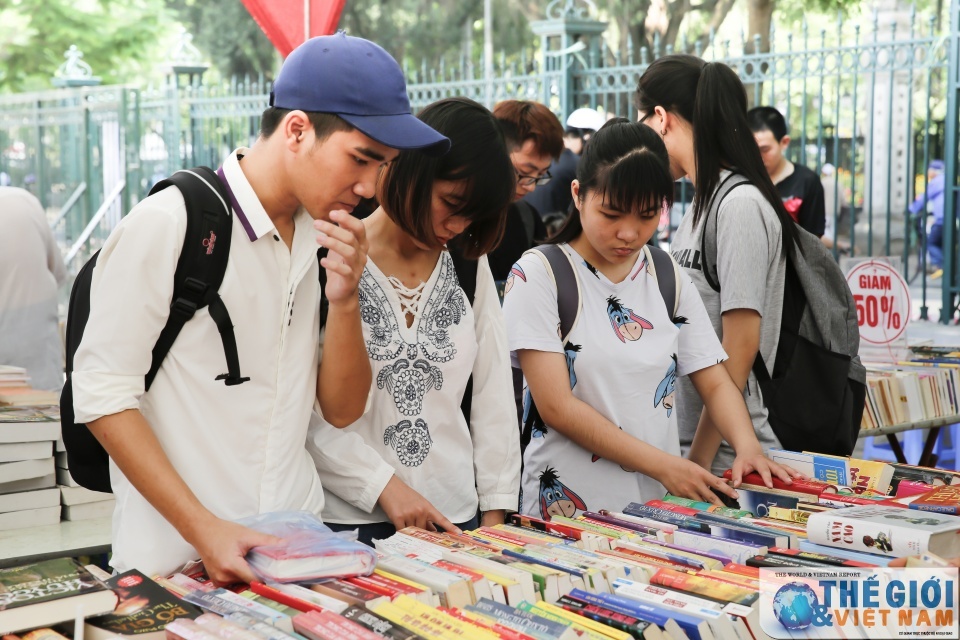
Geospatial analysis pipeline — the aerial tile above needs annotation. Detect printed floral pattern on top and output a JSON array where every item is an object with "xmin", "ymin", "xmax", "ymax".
[
  {"xmin": 360, "ymin": 252, "xmax": 468, "ymax": 468},
  {"xmin": 522, "ymin": 341, "xmax": 580, "ymax": 441},
  {"xmin": 538, "ymin": 466, "xmax": 587, "ymax": 520},
  {"xmin": 383, "ymin": 418, "xmax": 432, "ymax": 467}
]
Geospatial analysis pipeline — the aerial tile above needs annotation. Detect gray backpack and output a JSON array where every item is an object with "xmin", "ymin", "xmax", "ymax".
[{"xmin": 700, "ymin": 174, "xmax": 866, "ymax": 456}]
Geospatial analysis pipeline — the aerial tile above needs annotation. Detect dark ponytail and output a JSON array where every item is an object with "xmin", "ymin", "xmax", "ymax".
[
  {"xmin": 636, "ymin": 55, "xmax": 797, "ymax": 257},
  {"xmin": 548, "ymin": 117, "xmax": 674, "ymax": 245}
]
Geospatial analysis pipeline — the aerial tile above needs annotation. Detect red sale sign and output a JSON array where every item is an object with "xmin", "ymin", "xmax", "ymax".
[{"xmin": 845, "ymin": 260, "xmax": 911, "ymax": 345}]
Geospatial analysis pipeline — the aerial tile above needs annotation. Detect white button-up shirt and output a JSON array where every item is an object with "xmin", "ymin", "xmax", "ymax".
[
  {"xmin": 72, "ymin": 150, "xmax": 325, "ymax": 576},
  {"xmin": 0, "ymin": 187, "xmax": 66, "ymax": 391}
]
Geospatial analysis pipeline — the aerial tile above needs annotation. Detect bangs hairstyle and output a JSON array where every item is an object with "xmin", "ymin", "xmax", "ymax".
[
  {"xmin": 549, "ymin": 118, "xmax": 674, "ymax": 245},
  {"xmin": 378, "ymin": 97, "xmax": 514, "ymax": 259}
]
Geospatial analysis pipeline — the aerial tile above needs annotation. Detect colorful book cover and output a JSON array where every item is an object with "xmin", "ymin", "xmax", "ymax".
[
  {"xmin": 806, "ymin": 504, "xmax": 960, "ymax": 557},
  {"xmin": 847, "ymin": 457, "xmax": 895, "ymax": 495},
  {"xmin": 86, "ymin": 570, "xmax": 201, "ymax": 638},
  {"xmin": 907, "ymin": 485, "xmax": 960, "ymax": 514},
  {"xmin": 734, "ymin": 487, "xmax": 800, "ymax": 517}
]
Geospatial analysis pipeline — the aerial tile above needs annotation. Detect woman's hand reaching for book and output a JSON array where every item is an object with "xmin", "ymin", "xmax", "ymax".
[
  {"xmin": 186, "ymin": 516, "xmax": 282, "ymax": 586},
  {"xmin": 658, "ymin": 457, "xmax": 739, "ymax": 505},
  {"xmin": 378, "ymin": 474, "xmax": 460, "ymax": 534},
  {"xmin": 729, "ymin": 447, "xmax": 802, "ymax": 489}
]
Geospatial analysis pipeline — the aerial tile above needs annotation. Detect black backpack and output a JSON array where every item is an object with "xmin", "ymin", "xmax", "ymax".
[
  {"xmin": 60, "ymin": 167, "xmax": 248, "ymax": 493},
  {"xmin": 699, "ymin": 173, "xmax": 866, "ymax": 456},
  {"xmin": 517, "ymin": 243, "xmax": 684, "ymax": 453}
]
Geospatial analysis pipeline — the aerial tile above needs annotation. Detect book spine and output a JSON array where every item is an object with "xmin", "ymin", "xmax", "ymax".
[
  {"xmin": 767, "ymin": 507, "xmax": 811, "ymax": 523},
  {"xmin": 249, "ymin": 581, "xmax": 323, "ymax": 613},
  {"xmin": 340, "ymin": 605, "xmax": 426, "ymax": 640},
  {"xmin": 556, "ymin": 595, "xmax": 649, "ymax": 640}
]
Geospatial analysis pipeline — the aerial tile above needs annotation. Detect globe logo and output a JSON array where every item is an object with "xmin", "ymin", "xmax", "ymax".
[{"xmin": 773, "ymin": 582, "xmax": 820, "ymax": 630}]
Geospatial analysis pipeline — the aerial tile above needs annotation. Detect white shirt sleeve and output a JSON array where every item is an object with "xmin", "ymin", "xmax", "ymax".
[
  {"xmin": 72, "ymin": 190, "xmax": 187, "ymax": 424},
  {"xmin": 502, "ymin": 251, "xmax": 565, "ymax": 367},
  {"xmin": 307, "ymin": 403, "xmax": 395, "ymax": 514},
  {"xmin": 469, "ymin": 256, "xmax": 520, "ymax": 513},
  {"xmin": 675, "ymin": 270, "xmax": 729, "ymax": 377}
]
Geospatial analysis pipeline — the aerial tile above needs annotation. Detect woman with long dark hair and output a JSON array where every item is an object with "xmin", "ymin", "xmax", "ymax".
[
  {"xmin": 503, "ymin": 118, "xmax": 795, "ymax": 515},
  {"xmin": 635, "ymin": 54, "xmax": 799, "ymax": 474}
]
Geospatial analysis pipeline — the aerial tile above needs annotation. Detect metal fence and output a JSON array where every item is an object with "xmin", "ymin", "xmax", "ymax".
[{"xmin": 0, "ymin": 2, "xmax": 957, "ymax": 322}]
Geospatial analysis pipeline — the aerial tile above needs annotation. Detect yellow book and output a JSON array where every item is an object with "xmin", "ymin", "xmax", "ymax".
[
  {"xmin": 389, "ymin": 594, "xmax": 500, "ymax": 640},
  {"xmin": 846, "ymin": 457, "xmax": 895, "ymax": 495},
  {"xmin": 374, "ymin": 568, "xmax": 439, "ymax": 605},
  {"xmin": 372, "ymin": 600, "xmax": 454, "ymax": 639},
  {"xmin": 528, "ymin": 600, "xmax": 634, "ymax": 640}
]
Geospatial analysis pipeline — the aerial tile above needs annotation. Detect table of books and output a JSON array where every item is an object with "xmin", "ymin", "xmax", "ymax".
[
  {"xmin": 0, "ymin": 515, "xmax": 110, "ymax": 569},
  {"xmin": 2, "ymin": 451, "xmax": 960, "ymax": 640}
]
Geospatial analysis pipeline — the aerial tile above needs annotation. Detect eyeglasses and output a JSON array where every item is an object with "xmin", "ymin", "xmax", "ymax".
[{"xmin": 516, "ymin": 169, "xmax": 552, "ymax": 187}]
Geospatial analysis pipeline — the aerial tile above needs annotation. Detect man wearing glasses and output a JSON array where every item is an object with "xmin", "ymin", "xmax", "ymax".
[{"xmin": 487, "ymin": 100, "xmax": 564, "ymax": 285}]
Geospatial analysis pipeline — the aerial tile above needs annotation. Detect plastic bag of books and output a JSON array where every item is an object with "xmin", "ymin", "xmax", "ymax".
[{"xmin": 240, "ymin": 511, "xmax": 377, "ymax": 583}]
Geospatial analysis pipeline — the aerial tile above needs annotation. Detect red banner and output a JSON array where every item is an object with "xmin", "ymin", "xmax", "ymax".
[{"xmin": 240, "ymin": 0, "xmax": 347, "ymax": 58}]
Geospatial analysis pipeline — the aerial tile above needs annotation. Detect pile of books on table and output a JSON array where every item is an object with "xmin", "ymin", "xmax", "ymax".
[
  {"xmin": 861, "ymin": 345, "xmax": 960, "ymax": 429},
  {"xmin": 56, "ymin": 445, "xmax": 115, "ymax": 521},
  {"xmin": 3, "ymin": 449, "xmax": 960, "ymax": 640},
  {"xmin": 0, "ymin": 402, "xmax": 60, "ymax": 531}
]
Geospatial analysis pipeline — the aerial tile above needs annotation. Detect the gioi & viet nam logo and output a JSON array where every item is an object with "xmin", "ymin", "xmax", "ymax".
[{"xmin": 773, "ymin": 582, "xmax": 820, "ymax": 630}]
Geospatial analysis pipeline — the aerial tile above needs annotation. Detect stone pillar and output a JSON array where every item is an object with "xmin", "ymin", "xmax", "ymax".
[{"xmin": 860, "ymin": 0, "xmax": 913, "ymax": 255}]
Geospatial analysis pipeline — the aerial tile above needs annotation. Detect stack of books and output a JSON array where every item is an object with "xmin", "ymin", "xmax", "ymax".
[
  {"xmin": 0, "ymin": 366, "xmax": 60, "ymax": 408},
  {"xmin": 5, "ymin": 450, "xmax": 960, "ymax": 640},
  {"xmin": 861, "ymin": 346, "xmax": 960, "ymax": 429},
  {"xmin": 55, "ymin": 447, "xmax": 114, "ymax": 521},
  {"xmin": 0, "ymin": 404, "xmax": 60, "ymax": 530}
]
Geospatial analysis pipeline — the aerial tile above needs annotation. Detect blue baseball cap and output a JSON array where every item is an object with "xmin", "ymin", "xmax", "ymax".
[{"xmin": 270, "ymin": 32, "xmax": 450, "ymax": 156}]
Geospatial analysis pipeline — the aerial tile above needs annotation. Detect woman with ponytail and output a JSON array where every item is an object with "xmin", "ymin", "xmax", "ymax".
[
  {"xmin": 636, "ymin": 55, "xmax": 800, "ymax": 475},
  {"xmin": 502, "ymin": 119, "xmax": 795, "ymax": 515}
]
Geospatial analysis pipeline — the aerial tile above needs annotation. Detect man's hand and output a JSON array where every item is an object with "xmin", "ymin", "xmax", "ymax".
[
  {"xmin": 480, "ymin": 510, "xmax": 505, "ymax": 527},
  {"xmin": 657, "ymin": 457, "xmax": 738, "ymax": 505},
  {"xmin": 184, "ymin": 516, "xmax": 281, "ymax": 586},
  {"xmin": 316, "ymin": 209, "xmax": 368, "ymax": 305},
  {"xmin": 378, "ymin": 475, "xmax": 459, "ymax": 533},
  {"xmin": 730, "ymin": 447, "xmax": 803, "ymax": 488}
]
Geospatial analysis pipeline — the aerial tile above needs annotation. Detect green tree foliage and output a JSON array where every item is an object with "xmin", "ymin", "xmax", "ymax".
[
  {"xmin": 166, "ymin": 0, "xmax": 279, "ymax": 80},
  {"xmin": 0, "ymin": 0, "xmax": 176, "ymax": 92},
  {"xmin": 338, "ymin": 0, "xmax": 536, "ymax": 71}
]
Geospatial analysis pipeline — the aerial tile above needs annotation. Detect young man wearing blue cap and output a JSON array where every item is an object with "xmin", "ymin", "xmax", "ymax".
[{"xmin": 72, "ymin": 33, "xmax": 449, "ymax": 582}]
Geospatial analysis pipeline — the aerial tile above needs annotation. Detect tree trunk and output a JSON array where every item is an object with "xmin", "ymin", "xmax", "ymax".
[{"xmin": 744, "ymin": 0, "xmax": 775, "ymax": 54}]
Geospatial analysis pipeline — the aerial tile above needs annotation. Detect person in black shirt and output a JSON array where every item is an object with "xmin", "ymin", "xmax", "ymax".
[
  {"xmin": 523, "ymin": 107, "xmax": 605, "ymax": 231},
  {"xmin": 748, "ymin": 106, "xmax": 826, "ymax": 237},
  {"xmin": 487, "ymin": 100, "xmax": 564, "ymax": 283}
]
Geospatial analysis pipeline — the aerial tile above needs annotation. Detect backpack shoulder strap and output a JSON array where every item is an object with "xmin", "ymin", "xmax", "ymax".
[
  {"xmin": 642, "ymin": 244, "xmax": 682, "ymax": 322},
  {"xmin": 146, "ymin": 166, "xmax": 247, "ymax": 389},
  {"xmin": 448, "ymin": 247, "xmax": 479, "ymax": 306},
  {"xmin": 699, "ymin": 173, "xmax": 751, "ymax": 293},
  {"xmin": 515, "ymin": 201, "xmax": 537, "ymax": 247},
  {"xmin": 526, "ymin": 244, "xmax": 581, "ymax": 343}
]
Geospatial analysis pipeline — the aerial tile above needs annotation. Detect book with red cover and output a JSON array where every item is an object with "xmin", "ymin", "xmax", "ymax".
[
  {"xmin": 645, "ymin": 500, "xmax": 699, "ymax": 516},
  {"xmin": 249, "ymin": 581, "xmax": 324, "ymax": 613},
  {"xmin": 907, "ymin": 485, "xmax": 960, "ymax": 514},
  {"xmin": 294, "ymin": 609, "xmax": 382, "ymax": 640},
  {"xmin": 722, "ymin": 470, "xmax": 836, "ymax": 496}
]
